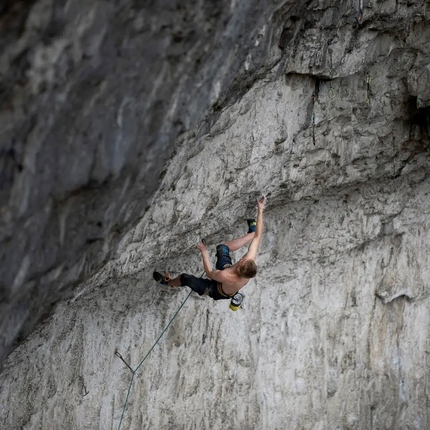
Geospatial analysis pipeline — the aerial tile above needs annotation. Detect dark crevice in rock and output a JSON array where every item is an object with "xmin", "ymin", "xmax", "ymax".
[
  {"xmin": 0, "ymin": 1, "xmax": 37, "ymax": 35},
  {"xmin": 407, "ymin": 96, "xmax": 430, "ymax": 139}
]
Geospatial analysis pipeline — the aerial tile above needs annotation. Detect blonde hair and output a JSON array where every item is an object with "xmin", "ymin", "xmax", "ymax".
[{"xmin": 239, "ymin": 259, "xmax": 257, "ymax": 278}]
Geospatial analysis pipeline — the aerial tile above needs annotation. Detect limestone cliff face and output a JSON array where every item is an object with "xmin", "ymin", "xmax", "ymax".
[
  {"xmin": 0, "ymin": 0, "xmax": 289, "ymax": 363},
  {"xmin": 1, "ymin": 1, "xmax": 430, "ymax": 429}
]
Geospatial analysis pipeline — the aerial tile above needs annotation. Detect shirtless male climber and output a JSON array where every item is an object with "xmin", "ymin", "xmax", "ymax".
[{"xmin": 153, "ymin": 196, "xmax": 267, "ymax": 304}]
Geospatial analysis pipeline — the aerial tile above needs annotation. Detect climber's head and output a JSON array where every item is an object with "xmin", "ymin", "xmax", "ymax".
[{"xmin": 237, "ymin": 258, "xmax": 257, "ymax": 278}]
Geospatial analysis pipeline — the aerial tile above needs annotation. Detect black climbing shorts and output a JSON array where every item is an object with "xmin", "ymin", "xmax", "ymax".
[
  {"xmin": 179, "ymin": 273, "xmax": 233, "ymax": 301},
  {"xmin": 215, "ymin": 244, "xmax": 232, "ymax": 270},
  {"xmin": 180, "ymin": 274, "xmax": 215, "ymax": 296}
]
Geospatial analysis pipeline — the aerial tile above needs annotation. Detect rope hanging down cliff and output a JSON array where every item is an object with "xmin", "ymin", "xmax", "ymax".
[{"xmin": 116, "ymin": 290, "xmax": 192, "ymax": 430}]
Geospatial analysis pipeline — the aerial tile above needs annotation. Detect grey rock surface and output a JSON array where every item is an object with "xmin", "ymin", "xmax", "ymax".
[
  {"xmin": 0, "ymin": 0, "xmax": 290, "ymax": 363},
  {"xmin": 1, "ymin": 0, "xmax": 430, "ymax": 429}
]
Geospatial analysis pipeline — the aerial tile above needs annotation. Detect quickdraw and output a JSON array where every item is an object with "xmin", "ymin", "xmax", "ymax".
[
  {"xmin": 312, "ymin": 94, "xmax": 317, "ymax": 146},
  {"xmin": 365, "ymin": 72, "xmax": 372, "ymax": 105},
  {"xmin": 358, "ymin": 0, "xmax": 364, "ymax": 23},
  {"xmin": 328, "ymin": 48, "xmax": 335, "ymax": 99},
  {"xmin": 115, "ymin": 350, "xmax": 135, "ymax": 374}
]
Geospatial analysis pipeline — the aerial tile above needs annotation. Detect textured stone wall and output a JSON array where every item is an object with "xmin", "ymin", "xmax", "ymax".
[
  {"xmin": 0, "ymin": 0, "xmax": 290, "ymax": 363},
  {"xmin": 1, "ymin": 0, "xmax": 430, "ymax": 429}
]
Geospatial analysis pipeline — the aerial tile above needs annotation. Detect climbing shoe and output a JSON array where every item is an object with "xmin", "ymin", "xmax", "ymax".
[
  {"xmin": 153, "ymin": 271, "xmax": 171, "ymax": 285},
  {"xmin": 247, "ymin": 219, "xmax": 256, "ymax": 233}
]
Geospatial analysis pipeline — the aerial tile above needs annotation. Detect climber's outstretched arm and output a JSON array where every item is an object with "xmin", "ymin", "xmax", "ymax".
[
  {"xmin": 245, "ymin": 196, "xmax": 266, "ymax": 261},
  {"xmin": 197, "ymin": 242, "xmax": 225, "ymax": 282}
]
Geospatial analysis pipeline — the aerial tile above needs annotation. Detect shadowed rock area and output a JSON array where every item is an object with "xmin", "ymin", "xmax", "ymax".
[
  {"xmin": 1, "ymin": 0, "xmax": 430, "ymax": 429},
  {"xmin": 0, "ymin": 0, "xmax": 290, "ymax": 363}
]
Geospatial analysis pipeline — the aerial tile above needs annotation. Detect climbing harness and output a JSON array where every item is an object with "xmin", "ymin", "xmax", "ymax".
[
  {"xmin": 365, "ymin": 72, "xmax": 372, "ymax": 105},
  {"xmin": 116, "ymin": 290, "xmax": 192, "ymax": 430}
]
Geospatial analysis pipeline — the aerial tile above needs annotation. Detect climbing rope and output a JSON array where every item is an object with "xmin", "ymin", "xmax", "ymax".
[{"xmin": 116, "ymin": 290, "xmax": 193, "ymax": 430}]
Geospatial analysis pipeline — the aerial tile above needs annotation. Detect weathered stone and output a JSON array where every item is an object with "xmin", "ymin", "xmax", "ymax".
[
  {"xmin": 1, "ymin": 0, "xmax": 430, "ymax": 429},
  {"xmin": 0, "ymin": 0, "xmax": 291, "ymax": 362}
]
